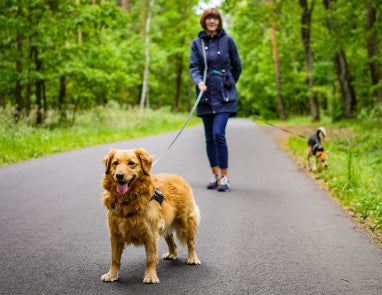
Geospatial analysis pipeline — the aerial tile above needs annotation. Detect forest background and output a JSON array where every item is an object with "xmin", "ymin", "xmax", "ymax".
[
  {"xmin": 1, "ymin": 1, "xmax": 382, "ymax": 240},
  {"xmin": 1, "ymin": 0, "xmax": 381, "ymax": 123}
]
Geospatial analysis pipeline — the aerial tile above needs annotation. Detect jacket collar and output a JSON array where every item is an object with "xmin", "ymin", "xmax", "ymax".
[{"xmin": 198, "ymin": 29, "xmax": 226, "ymax": 40}]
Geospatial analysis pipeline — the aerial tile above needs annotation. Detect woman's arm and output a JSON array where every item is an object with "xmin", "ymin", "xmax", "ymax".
[
  {"xmin": 228, "ymin": 37, "xmax": 242, "ymax": 83},
  {"xmin": 189, "ymin": 39, "xmax": 204, "ymax": 87}
]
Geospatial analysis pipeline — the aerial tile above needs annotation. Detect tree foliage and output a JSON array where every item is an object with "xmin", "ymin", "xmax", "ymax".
[
  {"xmin": 0, "ymin": 0, "xmax": 199, "ymax": 125},
  {"xmin": 224, "ymin": 0, "xmax": 382, "ymax": 120},
  {"xmin": 0, "ymin": 0, "xmax": 381, "ymax": 124}
]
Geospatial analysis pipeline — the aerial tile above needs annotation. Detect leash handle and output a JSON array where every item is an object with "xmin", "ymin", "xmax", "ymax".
[{"xmin": 152, "ymin": 39, "xmax": 208, "ymax": 167}]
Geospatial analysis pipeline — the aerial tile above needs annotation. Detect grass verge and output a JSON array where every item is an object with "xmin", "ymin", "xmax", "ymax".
[
  {"xmin": 254, "ymin": 115, "xmax": 382, "ymax": 246},
  {"xmin": 0, "ymin": 105, "xmax": 201, "ymax": 166}
]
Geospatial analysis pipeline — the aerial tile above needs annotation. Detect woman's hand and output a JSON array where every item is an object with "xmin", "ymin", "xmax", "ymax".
[{"xmin": 198, "ymin": 81, "xmax": 207, "ymax": 91}]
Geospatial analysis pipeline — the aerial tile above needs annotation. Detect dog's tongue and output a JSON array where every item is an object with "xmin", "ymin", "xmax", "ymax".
[{"xmin": 117, "ymin": 183, "xmax": 128, "ymax": 195}]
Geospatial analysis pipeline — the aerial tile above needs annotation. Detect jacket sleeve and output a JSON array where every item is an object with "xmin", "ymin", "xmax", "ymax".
[
  {"xmin": 189, "ymin": 39, "xmax": 204, "ymax": 86},
  {"xmin": 228, "ymin": 37, "xmax": 242, "ymax": 83}
]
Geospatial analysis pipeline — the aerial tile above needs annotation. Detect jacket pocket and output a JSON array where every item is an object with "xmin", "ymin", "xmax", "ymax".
[
  {"xmin": 221, "ymin": 77, "xmax": 237, "ymax": 103},
  {"xmin": 196, "ymin": 88, "xmax": 210, "ymax": 105}
]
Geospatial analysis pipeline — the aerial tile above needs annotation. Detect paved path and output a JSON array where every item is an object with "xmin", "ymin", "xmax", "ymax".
[{"xmin": 1, "ymin": 118, "xmax": 381, "ymax": 294}]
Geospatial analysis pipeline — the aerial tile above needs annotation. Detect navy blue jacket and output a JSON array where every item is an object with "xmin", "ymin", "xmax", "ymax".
[{"xmin": 189, "ymin": 29, "xmax": 242, "ymax": 117}]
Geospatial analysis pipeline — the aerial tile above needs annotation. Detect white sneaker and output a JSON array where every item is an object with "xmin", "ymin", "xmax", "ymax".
[
  {"xmin": 207, "ymin": 174, "xmax": 219, "ymax": 189},
  {"xmin": 217, "ymin": 175, "xmax": 230, "ymax": 192}
]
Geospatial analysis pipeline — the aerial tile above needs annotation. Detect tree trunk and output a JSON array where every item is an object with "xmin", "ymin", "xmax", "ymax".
[
  {"xmin": 140, "ymin": 0, "xmax": 153, "ymax": 111},
  {"xmin": 121, "ymin": 0, "xmax": 130, "ymax": 10},
  {"xmin": 25, "ymin": 36, "xmax": 34, "ymax": 114},
  {"xmin": 300, "ymin": 0, "xmax": 319, "ymax": 121},
  {"xmin": 32, "ymin": 46, "xmax": 43, "ymax": 125},
  {"xmin": 121, "ymin": 0, "xmax": 130, "ymax": 105},
  {"xmin": 58, "ymin": 76, "xmax": 66, "ymax": 120},
  {"xmin": 140, "ymin": 0, "xmax": 147, "ymax": 37},
  {"xmin": 76, "ymin": 0, "xmax": 82, "ymax": 46},
  {"xmin": 268, "ymin": 0, "xmax": 286, "ymax": 120},
  {"xmin": 25, "ymin": 82, "xmax": 31, "ymax": 114},
  {"xmin": 366, "ymin": 0, "xmax": 382, "ymax": 104},
  {"xmin": 323, "ymin": 0, "xmax": 356, "ymax": 118},
  {"xmin": 333, "ymin": 51, "xmax": 356, "ymax": 118},
  {"xmin": 42, "ymin": 80, "xmax": 47, "ymax": 114},
  {"xmin": 15, "ymin": 3, "xmax": 23, "ymax": 122}
]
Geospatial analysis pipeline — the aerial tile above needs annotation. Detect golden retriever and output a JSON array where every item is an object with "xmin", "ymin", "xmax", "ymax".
[{"xmin": 100, "ymin": 148, "xmax": 201, "ymax": 284}]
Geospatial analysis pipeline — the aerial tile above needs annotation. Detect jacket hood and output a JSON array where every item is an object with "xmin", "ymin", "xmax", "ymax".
[{"xmin": 198, "ymin": 29, "xmax": 226, "ymax": 40}]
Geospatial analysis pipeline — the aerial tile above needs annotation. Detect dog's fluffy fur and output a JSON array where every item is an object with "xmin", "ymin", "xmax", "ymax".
[
  {"xmin": 307, "ymin": 127, "xmax": 328, "ymax": 170},
  {"xmin": 100, "ymin": 148, "xmax": 200, "ymax": 284}
]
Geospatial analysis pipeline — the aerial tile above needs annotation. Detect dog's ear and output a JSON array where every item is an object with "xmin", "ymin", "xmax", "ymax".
[
  {"xmin": 103, "ymin": 148, "xmax": 117, "ymax": 174},
  {"xmin": 135, "ymin": 148, "xmax": 153, "ymax": 175}
]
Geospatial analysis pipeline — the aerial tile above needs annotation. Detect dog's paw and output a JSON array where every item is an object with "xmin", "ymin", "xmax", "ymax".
[
  {"xmin": 187, "ymin": 256, "xmax": 201, "ymax": 265},
  {"xmin": 143, "ymin": 273, "xmax": 160, "ymax": 284},
  {"xmin": 162, "ymin": 252, "xmax": 177, "ymax": 260},
  {"xmin": 101, "ymin": 272, "xmax": 119, "ymax": 282}
]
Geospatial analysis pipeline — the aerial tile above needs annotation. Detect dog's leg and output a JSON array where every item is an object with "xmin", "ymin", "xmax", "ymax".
[
  {"xmin": 186, "ymin": 238, "xmax": 201, "ymax": 265},
  {"xmin": 101, "ymin": 236, "xmax": 124, "ymax": 282},
  {"xmin": 162, "ymin": 233, "xmax": 177, "ymax": 260},
  {"xmin": 185, "ymin": 213, "xmax": 201, "ymax": 265},
  {"xmin": 143, "ymin": 235, "xmax": 160, "ymax": 284},
  {"xmin": 307, "ymin": 148, "xmax": 312, "ymax": 171}
]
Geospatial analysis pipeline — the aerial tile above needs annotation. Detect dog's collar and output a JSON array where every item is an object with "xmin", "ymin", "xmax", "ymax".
[{"xmin": 150, "ymin": 188, "xmax": 163, "ymax": 206}]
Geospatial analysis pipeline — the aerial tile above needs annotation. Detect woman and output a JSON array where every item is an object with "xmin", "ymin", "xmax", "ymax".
[{"xmin": 189, "ymin": 8, "xmax": 242, "ymax": 192}]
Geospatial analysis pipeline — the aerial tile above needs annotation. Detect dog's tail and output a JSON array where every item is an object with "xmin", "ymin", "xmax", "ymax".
[{"xmin": 317, "ymin": 127, "xmax": 326, "ymax": 141}]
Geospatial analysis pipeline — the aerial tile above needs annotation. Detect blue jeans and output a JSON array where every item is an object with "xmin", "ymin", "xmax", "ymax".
[{"xmin": 202, "ymin": 112, "xmax": 230, "ymax": 169}]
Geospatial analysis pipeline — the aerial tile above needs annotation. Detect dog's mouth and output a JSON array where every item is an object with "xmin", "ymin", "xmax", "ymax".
[
  {"xmin": 116, "ymin": 175, "xmax": 136, "ymax": 195},
  {"xmin": 116, "ymin": 181, "xmax": 128, "ymax": 195}
]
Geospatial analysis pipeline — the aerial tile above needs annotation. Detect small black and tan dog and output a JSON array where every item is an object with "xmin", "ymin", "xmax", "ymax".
[{"xmin": 307, "ymin": 127, "xmax": 328, "ymax": 170}]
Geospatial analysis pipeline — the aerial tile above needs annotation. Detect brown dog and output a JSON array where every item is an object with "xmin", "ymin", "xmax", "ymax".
[
  {"xmin": 100, "ymin": 148, "xmax": 201, "ymax": 284},
  {"xmin": 307, "ymin": 127, "xmax": 328, "ymax": 171}
]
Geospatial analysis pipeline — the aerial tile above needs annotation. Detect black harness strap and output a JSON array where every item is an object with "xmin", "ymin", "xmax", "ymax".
[
  {"xmin": 150, "ymin": 188, "xmax": 164, "ymax": 205},
  {"xmin": 313, "ymin": 143, "xmax": 324, "ymax": 155}
]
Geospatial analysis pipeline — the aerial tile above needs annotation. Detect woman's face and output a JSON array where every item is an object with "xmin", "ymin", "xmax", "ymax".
[{"xmin": 205, "ymin": 15, "xmax": 219, "ymax": 34}]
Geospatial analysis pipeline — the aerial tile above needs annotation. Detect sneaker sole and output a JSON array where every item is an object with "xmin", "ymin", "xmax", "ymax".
[{"xmin": 217, "ymin": 188, "xmax": 230, "ymax": 192}]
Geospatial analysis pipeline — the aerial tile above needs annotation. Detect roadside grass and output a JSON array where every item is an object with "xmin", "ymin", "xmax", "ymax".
[
  {"xmin": 0, "ymin": 105, "xmax": 201, "ymax": 166},
  {"xmin": 254, "ymin": 115, "xmax": 382, "ymax": 244}
]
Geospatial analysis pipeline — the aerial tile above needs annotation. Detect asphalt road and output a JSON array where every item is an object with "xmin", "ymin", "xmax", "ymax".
[{"xmin": 1, "ymin": 118, "xmax": 381, "ymax": 295}]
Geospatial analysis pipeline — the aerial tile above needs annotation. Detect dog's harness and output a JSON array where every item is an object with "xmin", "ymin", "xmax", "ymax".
[
  {"xmin": 150, "ymin": 188, "xmax": 164, "ymax": 205},
  {"xmin": 313, "ymin": 143, "xmax": 324, "ymax": 156},
  {"xmin": 111, "ymin": 187, "xmax": 164, "ymax": 210}
]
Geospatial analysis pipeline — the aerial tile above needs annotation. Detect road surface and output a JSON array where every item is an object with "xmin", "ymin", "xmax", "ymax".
[{"xmin": 1, "ymin": 118, "xmax": 381, "ymax": 294}]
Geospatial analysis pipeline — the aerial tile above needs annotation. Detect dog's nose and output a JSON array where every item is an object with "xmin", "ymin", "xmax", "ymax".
[{"xmin": 116, "ymin": 172, "xmax": 124, "ymax": 180}]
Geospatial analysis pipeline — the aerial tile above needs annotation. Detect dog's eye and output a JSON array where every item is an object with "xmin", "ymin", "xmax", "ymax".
[
  {"xmin": 113, "ymin": 161, "xmax": 118, "ymax": 165},
  {"xmin": 128, "ymin": 161, "xmax": 135, "ymax": 166}
]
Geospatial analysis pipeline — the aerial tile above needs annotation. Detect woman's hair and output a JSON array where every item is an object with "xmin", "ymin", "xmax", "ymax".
[{"xmin": 200, "ymin": 8, "xmax": 223, "ymax": 31}]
